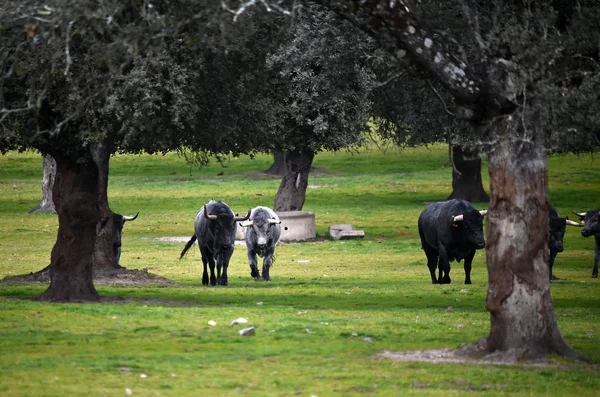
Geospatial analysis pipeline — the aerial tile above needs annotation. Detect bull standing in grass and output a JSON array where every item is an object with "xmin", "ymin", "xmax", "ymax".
[
  {"xmin": 573, "ymin": 210, "xmax": 600, "ymax": 278},
  {"xmin": 240, "ymin": 206, "xmax": 281, "ymax": 281},
  {"xmin": 180, "ymin": 200, "xmax": 250, "ymax": 286},
  {"xmin": 418, "ymin": 199, "xmax": 487, "ymax": 284},
  {"xmin": 548, "ymin": 206, "xmax": 581, "ymax": 281}
]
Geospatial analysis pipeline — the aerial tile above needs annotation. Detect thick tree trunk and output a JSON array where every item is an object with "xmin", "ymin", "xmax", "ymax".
[
  {"xmin": 90, "ymin": 143, "xmax": 123, "ymax": 271},
  {"xmin": 483, "ymin": 118, "xmax": 584, "ymax": 361},
  {"xmin": 265, "ymin": 152, "xmax": 288, "ymax": 176},
  {"xmin": 38, "ymin": 151, "xmax": 101, "ymax": 302},
  {"xmin": 273, "ymin": 150, "xmax": 315, "ymax": 212},
  {"xmin": 447, "ymin": 146, "xmax": 490, "ymax": 203},
  {"xmin": 29, "ymin": 154, "xmax": 57, "ymax": 214}
]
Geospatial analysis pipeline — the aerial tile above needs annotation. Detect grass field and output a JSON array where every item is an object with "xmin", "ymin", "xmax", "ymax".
[{"xmin": 1, "ymin": 146, "xmax": 599, "ymax": 396}]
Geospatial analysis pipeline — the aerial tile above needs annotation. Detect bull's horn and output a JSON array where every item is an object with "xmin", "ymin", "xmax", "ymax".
[
  {"xmin": 573, "ymin": 211, "xmax": 587, "ymax": 217},
  {"xmin": 566, "ymin": 219, "xmax": 584, "ymax": 227},
  {"xmin": 203, "ymin": 205, "xmax": 218, "ymax": 221},
  {"xmin": 234, "ymin": 209, "xmax": 251, "ymax": 222},
  {"xmin": 479, "ymin": 210, "xmax": 488, "ymax": 217},
  {"xmin": 123, "ymin": 212, "xmax": 139, "ymax": 222},
  {"xmin": 268, "ymin": 219, "xmax": 281, "ymax": 225},
  {"xmin": 451, "ymin": 214, "xmax": 464, "ymax": 223},
  {"xmin": 240, "ymin": 220, "xmax": 253, "ymax": 227}
]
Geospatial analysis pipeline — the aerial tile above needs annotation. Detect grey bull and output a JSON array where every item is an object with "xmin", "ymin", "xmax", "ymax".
[
  {"xmin": 180, "ymin": 200, "xmax": 250, "ymax": 286},
  {"xmin": 240, "ymin": 206, "xmax": 281, "ymax": 281}
]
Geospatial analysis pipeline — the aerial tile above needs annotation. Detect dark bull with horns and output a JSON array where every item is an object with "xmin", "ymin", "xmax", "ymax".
[
  {"xmin": 113, "ymin": 212, "xmax": 139, "ymax": 265},
  {"xmin": 572, "ymin": 210, "xmax": 600, "ymax": 278},
  {"xmin": 180, "ymin": 200, "xmax": 250, "ymax": 286},
  {"xmin": 418, "ymin": 199, "xmax": 487, "ymax": 284},
  {"xmin": 548, "ymin": 206, "xmax": 581, "ymax": 281}
]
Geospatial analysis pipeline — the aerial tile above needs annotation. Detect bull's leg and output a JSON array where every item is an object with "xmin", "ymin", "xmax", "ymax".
[
  {"xmin": 438, "ymin": 246, "xmax": 451, "ymax": 284},
  {"xmin": 201, "ymin": 247, "xmax": 216, "ymax": 285},
  {"xmin": 592, "ymin": 236, "xmax": 600, "ymax": 278},
  {"xmin": 247, "ymin": 248, "xmax": 260, "ymax": 279},
  {"xmin": 261, "ymin": 251, "xmax": 275, "ymax": 281},
  {"xmin": 217, "ymin": 249, "xmax": 233, "ymax": 286},
  {"xmin": 463, "ymin": 250, "xmax": 475, "ymax": 284},
  {"xmin": 422, "ymin": 244, "xmax": 439, "ymax": 284},
  {"xmin": 199, "ymin": 247, "xmax": 211, "ymax": 285},
  {"xmin": 549, "ymin": 250, "xmax": 558, "ymax": 282}
]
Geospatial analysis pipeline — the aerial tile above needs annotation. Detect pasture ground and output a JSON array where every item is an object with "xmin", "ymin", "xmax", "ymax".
[{"xmin": 1, "ymin": 146, "xmax": 599, "ymax": 396}]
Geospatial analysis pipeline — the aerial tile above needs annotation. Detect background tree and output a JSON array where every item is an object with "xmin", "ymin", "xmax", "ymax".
[
  {"xmin": 0, "ymin": 0, "xmax": 259, "ymax": 301},
  {"xmin": 303, "ymin": 0, "xmax": 600, "ymax": 361},
  {"xmin": 29, "ymin": 154, "xmax": 56, "ymax": 214}
]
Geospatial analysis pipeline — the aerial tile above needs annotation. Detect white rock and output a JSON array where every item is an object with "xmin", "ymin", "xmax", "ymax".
[
  {"xmin": 125, "ymin": 388, "xmax": 132, "ymax": 396},
  {"xmin": 230, "ymin": 317, "xmax": 248, "ymax": 326},
  {"xmin": 140, "ymin": 374, "xmax": 147, "ymax": 378},
  {"xmin": 238, "ymin": 327, "xmax": 255, "ymax": 336},
  {"xmin": 208, "ymin": 320, "xmax": 217, "ymax": 326}
]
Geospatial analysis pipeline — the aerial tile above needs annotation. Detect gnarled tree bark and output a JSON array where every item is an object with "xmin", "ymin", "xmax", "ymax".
[
  {"xmin": 484, "ymin": 117, "xmax": 583, "ymax": 360},
  {"xmin": 273, "ymin": 150, "xmax": 315, "ymax": 212},
  {"xmin": 29, "ymin": 154, "xmax": 57, "ymax": 214},
  {"xmin": 265, "ymin": 152, "xmax": 288, "ymax": 176},
  {"xmin": 38, "ymin": 150, "xmax": 101, "ymax": 302},
  {"xmin": 447, "ymin": 146, "xmax": 489, "ymax": 203}
]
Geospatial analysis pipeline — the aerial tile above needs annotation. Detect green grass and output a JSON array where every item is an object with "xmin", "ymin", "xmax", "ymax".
[{"xmin": 1, "ymin": 146, "xmax": 600, "ymax": 396}]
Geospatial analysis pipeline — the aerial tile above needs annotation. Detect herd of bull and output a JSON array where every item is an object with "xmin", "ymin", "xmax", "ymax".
[
  {"xmin": 168, "ymin": 199, "xmax": 600, "ymax": 286},
  {"xmin": 418, "ymin": 199, "xmax": 600, "ymax": 284}
]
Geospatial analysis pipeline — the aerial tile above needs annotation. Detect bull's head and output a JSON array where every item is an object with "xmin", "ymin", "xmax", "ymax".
[
  {"xmin": 573, "ymin": 210, "xmax": 600, "ymax": 237},
  {"xmin": 114, "ymin": 211, "xmax": 139, "ymax": 264},
  {"xmin": 451, "ymin": 209, "xmax": 487, "ymax": 249},
  {"xmin": 241, "ymin": 217, "xmax": 280, "ymax": 252}
]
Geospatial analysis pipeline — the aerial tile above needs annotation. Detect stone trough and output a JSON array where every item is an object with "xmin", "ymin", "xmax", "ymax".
[{"xmin": 236, "ymin": 211, "xmax": 316, "ymax": 242}]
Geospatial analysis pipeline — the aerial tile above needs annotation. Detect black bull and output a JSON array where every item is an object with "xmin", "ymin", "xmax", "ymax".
[
  {"xmin": 418, "ymin": 199, "xmax": 487, "ymax": 284},
  {"xmin": 573, "ymin": 210, "xmax": 600, "ymax": 278},
  {"xmin": 180, "ymin": 200, "xmax": 250, "ymax": 286},
  {"xmin": 548, "ymin": 206, "xmax": 580, "ymax": 281}
]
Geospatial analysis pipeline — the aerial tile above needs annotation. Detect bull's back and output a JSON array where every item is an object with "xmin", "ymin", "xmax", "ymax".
[{"xmin": 418, "ymin": 203, "xmax": 444, "ymax": 249}]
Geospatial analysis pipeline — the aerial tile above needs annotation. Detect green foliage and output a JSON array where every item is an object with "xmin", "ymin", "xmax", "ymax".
[{"xmin": 1, "ymin": 147, "xmax": 599, "ymax": 395}]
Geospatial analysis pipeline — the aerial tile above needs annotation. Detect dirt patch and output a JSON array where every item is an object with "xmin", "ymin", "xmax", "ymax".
[
  {"xmin": 378, "ymin": 338, "xmax": 597, "ymax": 368},
  {"xmin": 2, "ymin": 266, "xmax": 179, "ymax": 287}
]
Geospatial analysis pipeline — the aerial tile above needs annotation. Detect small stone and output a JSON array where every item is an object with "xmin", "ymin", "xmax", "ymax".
[
  {"xmin": 140, "ymin": 374, "xmax": 147, "ymax": 378},
  {"xmin": 238, "ymin": 327, "xmax": 255, "ymax": 336},
  {"xmin": 125, "ymin": 388, "xmax": 133, "ymax": 396},
  {"xmin": 256, "ymin": 302, "xmax": 263, "ymax": 306},
  {"xmin": 363, "ymin": 337, "xmax": 373, "ymax": 343},
  {"xmin": 208, "ymin": 320, "xmax": 217, "ymax": 326},
  {"xmin": 447, "ymin": 306, "xmax": 454, "ymax": 312},
  {"xmin": 230, "ymin": 317, "xmax": 248, "ymax": 326},
  {"xmin": 455, "ymin": 298, "xmax": 461, "ymax": 302}
]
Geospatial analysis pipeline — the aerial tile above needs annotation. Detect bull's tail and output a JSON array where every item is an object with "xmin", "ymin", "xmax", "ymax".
[{"xmin": 179, "ymin": 235, "xmax": 197, "ymax": 259}]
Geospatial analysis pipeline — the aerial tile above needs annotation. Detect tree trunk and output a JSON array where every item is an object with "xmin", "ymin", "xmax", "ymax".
[
  {"xmin": 265, "ymin": 152, "xmax": 288, "ymax": 176},
  {"xmin": 29, "ymin": 154, "xmax": 57, "ymax": 214},
  {"xmin": 38, "ymin": 151, "xmax": 101, "ymax": 302},
  {"xmin": 90, "ymin": 142, "xmax": 123, "ymax": 271},
  {"xmin": 483, "ymin": 117, "xmax": 584, "ymax": 361},
  {"xmin": 273, "ymin": 150, "xmax": 315, "ymax": 212},
  {"xmin": 447, "ymin": 146, "xmax": 490, "ymax": 203}
]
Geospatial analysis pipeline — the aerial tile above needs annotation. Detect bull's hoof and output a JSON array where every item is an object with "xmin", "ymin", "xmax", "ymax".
[
  {"xmin": 250, "ymin": 268, "xmax": 260, "ymax": 279},
  {"xmin": 465, "ymin": 280, "xmax": 472, "ymax": 285},
  {"xmin": 551, "ymin": 275, "xmax": 561, "ymax": 281},
  {"xmin": 592, "ymin": 274, "xmax": 598, "ymax": 279}
]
